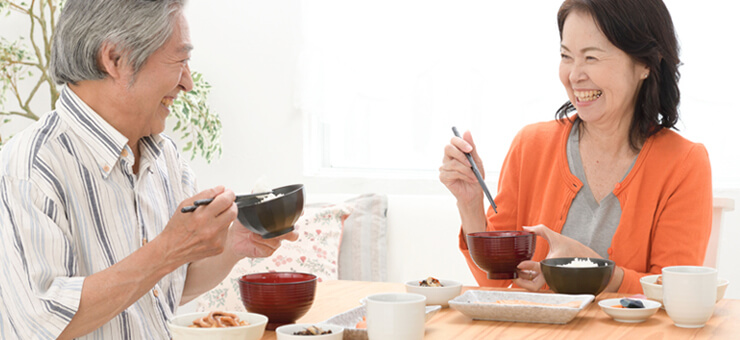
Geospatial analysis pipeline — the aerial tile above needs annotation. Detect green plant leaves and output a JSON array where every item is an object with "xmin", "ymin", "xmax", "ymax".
[
  {"xmin": 169, "ymin": 71, "xmax": 223, "ymax": 163},
  {"xmin": 0, "ymin": 0, "xmax": 222, "ymax": 163}
]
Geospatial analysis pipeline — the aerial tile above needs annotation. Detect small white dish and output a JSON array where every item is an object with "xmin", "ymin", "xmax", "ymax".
[
  {"xmin": 168, "ymin": 311, "xmax": 267, "ymax": 340},
  {"xmin": 449, "ymin": 290, "xmax": 593, "ymax": 324},
  {"xmin": 598, "ymin": 298, "xmax": 661, "ymax": 323},
  {"xmin": 405, "ymin": 278, "xmax": 463, "ymax": 307},
  {"xmin": 275, "ymin": 323, "xmax": 344, "ymax": 340}
]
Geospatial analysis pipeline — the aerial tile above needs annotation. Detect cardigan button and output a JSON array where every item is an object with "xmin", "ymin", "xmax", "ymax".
[{"xmin": 607, "ymin": 248, "xmax": 613, "ymax": 255}]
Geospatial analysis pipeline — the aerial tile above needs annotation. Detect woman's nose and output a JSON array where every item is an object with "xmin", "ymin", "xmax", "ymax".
[{"xmin": 569, "ymin": 62, "xmax": 588, "ymax": 84}]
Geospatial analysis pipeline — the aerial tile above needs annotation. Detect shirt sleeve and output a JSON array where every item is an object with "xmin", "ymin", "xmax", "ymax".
[
  {"xmin": 0, "ymin": 175, "xmax": 82, "ymax": 339},
  {"xmin": 617, "ymin": 143, "xmax": 713, "ymax": 294}
]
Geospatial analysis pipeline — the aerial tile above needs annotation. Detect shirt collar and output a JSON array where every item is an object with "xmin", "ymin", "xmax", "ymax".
[{"xmin": 55, "ymin": 86, "xmax": 166, "ymax": 178}]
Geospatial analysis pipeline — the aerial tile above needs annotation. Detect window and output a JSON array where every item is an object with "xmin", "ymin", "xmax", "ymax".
[
  {"xmin": 300, "ymin": 0, "xmax": 564, "ymax": 178},
  {"xmin": 299, "ymin": 0, "xmax": 740, "ymax": 188}
]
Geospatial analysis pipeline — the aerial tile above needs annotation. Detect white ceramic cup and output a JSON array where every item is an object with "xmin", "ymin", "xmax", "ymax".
[
  {"xmin": 366, "ymin": 292, "xmax": 426, "ymax": 340},
  {"xmin": 662, "ymin": 266, "xmax": 717, "ymax": 328}
]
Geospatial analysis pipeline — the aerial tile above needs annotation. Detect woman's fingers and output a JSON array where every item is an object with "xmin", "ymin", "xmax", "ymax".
[
  {"xmin": 514, "ymin": 260, "xmax": 546, "ymax": 291},
  {"xmin": 523, "ymin": 224, "xmax": 555, "ymax": 250},
  {"xmin": 463, "ymin": 131, "xmax": 486, "ymax": 178}
]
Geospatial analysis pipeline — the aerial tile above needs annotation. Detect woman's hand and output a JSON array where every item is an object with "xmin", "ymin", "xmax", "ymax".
[
  {"xmin": 439, "ymin": 130, "xmax": 490, "ymax": 235},
  {"xmin": 439, "ymin": 130, "xmax": 486, "ymax": 205},
  {"xmin": 514, "ymin": 261, "xmax": 547, "ymax": 291},
  {"xmin": 514, "ymin": 224, "xmax": 602, "ymax": 291},
  {"xmin": 524, "ymin": 225, "xmax": 599, "ymax": 259}
]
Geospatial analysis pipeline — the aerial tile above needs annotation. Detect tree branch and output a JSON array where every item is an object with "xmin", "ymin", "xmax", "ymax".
[
  {"xmin": 6, "ymin": 60, "xmax": 38, "ymax": 67},
  {"xmin": 9, "ymin": 2, "xmax": 42, "ymax": 22},
  {"xmin": 48, "ymin": 0, "xmax": 56, "ymax": 30},
  {"xmin": 0, "ymin": 110, "xmax": 38, "ymax": 120},
  {"xmin": 37, "ymin": 0, "xmax": 51, "ymax": 64},
  {"xmin": 23, "ymin": 73, "xmax": 46, "ymax": 110}
]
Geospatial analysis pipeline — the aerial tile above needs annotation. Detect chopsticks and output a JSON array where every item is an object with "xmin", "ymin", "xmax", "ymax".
[
  {"xmin": 452, "ymin": 126, "xmax": 498, "ymax": 214},
  {"xmin": 180, "ymin": 191, "xmax": 273, "ymax": 213},
  {"xmin": 181, "ymin": 198, "xmax": 215, "ymax": 213}
]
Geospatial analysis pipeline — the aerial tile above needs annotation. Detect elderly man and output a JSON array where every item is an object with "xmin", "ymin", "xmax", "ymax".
[{"xmin": 0, "ymin": 0, "xmax": 297, "ymax": 338}]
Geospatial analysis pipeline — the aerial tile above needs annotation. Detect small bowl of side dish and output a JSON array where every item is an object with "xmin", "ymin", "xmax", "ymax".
[
  {"xmin": 275, "ymin": 323, "xmax": 344, "ymax": 340},
  {"xmin": 168, "ymin": 311, "xmax": 268, "ymax": 340},
  {"xmin": 405, "ymin": 277, "xmax": 463, "ymax": 308},
  {"xmin": 466, "ymin": 231, "xmax": 536, "ymax": 280},
  {"xmin": 598, "ymin": 298, "xmax": 661, "ymax": 323},
  {"xmin": 540, "ymin": 257, "xmax": 615, "ymax": 296},
  {"xmin": 640, "ymin": 274, "xmax": 729, "ymax": 306}
]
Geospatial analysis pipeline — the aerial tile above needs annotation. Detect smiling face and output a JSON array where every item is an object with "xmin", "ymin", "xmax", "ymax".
[
  {"xmin": 559, "ymin": 10, "xmax": 649, "ymax": 125},
  {"xmin": 119, "ymin": 10, "xmax": 194, "ymax": 139}
]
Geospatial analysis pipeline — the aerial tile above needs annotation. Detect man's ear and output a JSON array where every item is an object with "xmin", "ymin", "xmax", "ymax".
[{"xmin": 98, "ymin": 41, "xmax": 125, "ymax": 80}]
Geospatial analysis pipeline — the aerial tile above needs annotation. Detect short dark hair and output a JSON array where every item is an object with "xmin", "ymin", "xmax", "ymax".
[{"xmin": 555, "ymin": 0, "xmax": 680, "ymax": 150}]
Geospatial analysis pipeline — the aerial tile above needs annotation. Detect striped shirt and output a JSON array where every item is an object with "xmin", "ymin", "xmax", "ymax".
[{"xmin": 0, "ymin": 86, "xmax": 197, "ymax": 339}]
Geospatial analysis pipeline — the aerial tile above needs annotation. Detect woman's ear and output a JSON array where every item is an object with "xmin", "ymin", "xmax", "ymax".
[{"xmin": 98, "ymin": 41, "xmax": 125, "ymax": 80}]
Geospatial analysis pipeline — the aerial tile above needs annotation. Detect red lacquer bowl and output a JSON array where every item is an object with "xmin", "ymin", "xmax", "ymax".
[
  {"xmin": 238, "ymin": 272, "xmax": 317, "ymax": 330},
  {"xmin": 467, "ymin": 231, "xmax": 536, "ymax": 280}
]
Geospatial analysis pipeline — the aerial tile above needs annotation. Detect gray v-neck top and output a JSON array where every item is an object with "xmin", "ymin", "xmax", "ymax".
[{"xmin": 560, "ymin": 121, "xmax": 637, "ymax": 258}]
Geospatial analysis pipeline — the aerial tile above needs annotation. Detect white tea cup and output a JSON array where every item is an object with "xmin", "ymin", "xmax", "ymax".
[
  {"xmin": 662, "ymin": 266, "xmax": 717, "ymax": 328},
  {"xmin": 366, "ymin": 292, "xmax": 426, "ymax": 340}
]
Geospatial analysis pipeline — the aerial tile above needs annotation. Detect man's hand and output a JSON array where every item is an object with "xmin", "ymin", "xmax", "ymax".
[
  {"xmin": 228, "ymin": 219, "xmax": 299, "ymax": 259},
  {"xmin": 158, "ymin": 186, "xmax": 238, "ymax": 268}
]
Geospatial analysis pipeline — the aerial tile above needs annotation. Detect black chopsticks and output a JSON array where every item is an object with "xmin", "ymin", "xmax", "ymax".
[
  {"xmin": 180, "ymin": 191, "xmax": 273, "ymax": 213},
  {"xmin": 452, "ymin": 126, "xmax": 498, "ymax": 213}
]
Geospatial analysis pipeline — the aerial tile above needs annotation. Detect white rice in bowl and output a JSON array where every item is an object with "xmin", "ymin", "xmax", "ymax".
[{"xmin": 557, "ymin": 258, "xmax": 600, "ymax": 268}]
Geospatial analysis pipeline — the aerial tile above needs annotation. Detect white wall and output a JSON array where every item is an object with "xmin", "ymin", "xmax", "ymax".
[
  {"xmin": 2, "ymin": 1, "xmax": 738, "ymax": 298},
  {"xmin": 181, "ymin": 1, "xmax": 740, "ymax": 298}
]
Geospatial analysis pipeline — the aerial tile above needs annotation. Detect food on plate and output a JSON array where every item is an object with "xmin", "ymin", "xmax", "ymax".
[
  {"xmin": 557, "ymin": 258, "xmax": 600, "ymax": 268},
  {"xmin": 610, "ymin": 298, "xmax": 645, "ymax": 309},
  {"xmin": 419, "ymin": 277, "xmax": 443, "ymax": 287},
  {"xmin": 355, "ymin": 316, "xmax": 367, "ymax": 329},
  {"xmin": 655, "ymin": 275, "xmax": 662, "ymax": 285},
  {"xmin": 293, "ymin": 325, "xmax": 333, "ymax": 335},
  {"xmin": 189, "ymin": 311, "xmax": 249, "ymax": 328},
  {"xmin": 473, "ymin": 300, "xmax": 582, "ymax": 308}
]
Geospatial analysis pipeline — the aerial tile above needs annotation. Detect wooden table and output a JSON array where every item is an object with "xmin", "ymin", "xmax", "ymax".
[{"xmin": 259, "ymin": 280, "xmax": 739, "ymax": 339}]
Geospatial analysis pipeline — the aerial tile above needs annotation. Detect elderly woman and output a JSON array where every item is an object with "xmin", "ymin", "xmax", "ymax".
[
  {"xmin": 0, "ymin": 1, "xmax": 296, "ymax": 339},
  {"xmin": 440, "ymin": 0, "xmax": 712, "ymax": 294}
]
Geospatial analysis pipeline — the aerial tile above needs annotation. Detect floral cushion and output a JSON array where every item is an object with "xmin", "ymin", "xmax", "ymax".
[{"xmin": 196, "ymin": 203, "xmax": 351, "ymax": 312}]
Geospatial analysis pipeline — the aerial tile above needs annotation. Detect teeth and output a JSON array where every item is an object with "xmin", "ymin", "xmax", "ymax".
[
  {"xmin": 161, "ymin": 98, "xmax": 174, "ymax": 107},
  {"xmin": 574, "ymin": 90, "xmax": 602, "ymax": 102}
]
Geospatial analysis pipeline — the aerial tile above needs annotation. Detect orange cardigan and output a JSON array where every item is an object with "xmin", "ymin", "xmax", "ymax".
[{"xmin": 459, "ymin": 118, "xmax": 713, "ymax": 294}]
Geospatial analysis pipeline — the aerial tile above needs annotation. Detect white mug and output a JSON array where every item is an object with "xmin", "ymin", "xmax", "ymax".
[
  {"xmin": 662, "ymin": 266, "xmax": 717, "ymax": 328},
  {"xmin": 366, "ymin": 292, "xmax": 426, "ymax": 340}
]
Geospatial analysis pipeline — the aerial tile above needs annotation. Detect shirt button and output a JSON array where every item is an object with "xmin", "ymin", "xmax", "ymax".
[
  {"xmin": 153, "ymin": 289, "xmax": 159, "ymax": 298},
  {"xmin": 142, "ymin": 238, "xmax": 148, "ymax": 246},
  {"xmin": 607, "ymin": 248, "xmax": 613, "ymax": 255},
  {"xmin": 121, "ymin": 149, "xmax": 129, "ymax": 157},
  {"xmin": 103, "ymin": 165, "xmax": 110, "ymax": 172}
]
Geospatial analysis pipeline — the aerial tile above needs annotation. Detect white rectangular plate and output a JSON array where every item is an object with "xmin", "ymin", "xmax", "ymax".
[{"xmin": 449, "ymin": 290, "xmax": 594, "ymax": 324}]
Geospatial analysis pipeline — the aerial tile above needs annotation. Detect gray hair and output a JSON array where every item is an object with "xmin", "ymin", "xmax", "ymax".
[{"xmin": 50, "ymin": 0, "xmax": 186, "ymax": 85}]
